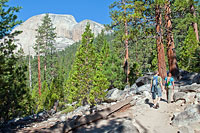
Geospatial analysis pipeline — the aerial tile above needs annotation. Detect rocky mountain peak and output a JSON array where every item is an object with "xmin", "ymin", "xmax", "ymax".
[{"xmin": 13, "ymin": 13, "xmax": 106, "ymax": 55}]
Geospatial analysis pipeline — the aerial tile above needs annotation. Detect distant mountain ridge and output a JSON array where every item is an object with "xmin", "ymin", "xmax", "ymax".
[{"xmin": 13, "ymin": 13, "xmax": 106, "ymax": 55}]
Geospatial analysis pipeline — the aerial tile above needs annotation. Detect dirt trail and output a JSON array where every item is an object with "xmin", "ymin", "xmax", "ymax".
[
  {"xmin": 132, "ymin": 98, "xmax": 180, "ymax": 133},
  {"xmin": 74, "ymin": 93, "xmax": 184, "ymax": 133}
]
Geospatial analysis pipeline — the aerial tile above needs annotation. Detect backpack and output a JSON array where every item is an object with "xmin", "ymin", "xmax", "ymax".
[
  {"xmin": 151, "ymin": 76, "xmax": 158, "ymax": 92},
  {"xmin": 166, "ymin": 77, "xmax": 171, "ymax": 86},
  {"xmin": 152, "ymin": 76, "xmax": 158, "ymax": 87}
]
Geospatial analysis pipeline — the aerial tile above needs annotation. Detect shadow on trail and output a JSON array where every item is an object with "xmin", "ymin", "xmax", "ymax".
[
  {"xmin": 145, "ymin": 98, "xmax": 154, "ymax": 108},
  {"xmin": 145, "ymin": 98, "xmax": 168, "ymax": 108},
  {"xmin": 35, "ymin": 107, "xmax": 113, "ymax": 132},
  {"xmin": 71, "ymin": 116, "xmax": 148, "ymax": 133},
  {"xmin": 0, "ymin": 112, "xmax": 51, "ymax": 133},
  {"xmin": 160, "ymin": 98, "xmax": 168, "ymax": 103}
]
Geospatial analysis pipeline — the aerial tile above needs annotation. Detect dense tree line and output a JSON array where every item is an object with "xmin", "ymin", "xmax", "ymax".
[{"xmin": 108, "ymin": 0, "xmax": 200, "ymax": 80}]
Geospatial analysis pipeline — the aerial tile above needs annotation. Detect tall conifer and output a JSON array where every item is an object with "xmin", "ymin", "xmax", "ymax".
[
  {"xmin": 0, "ymin": 0, "xmax": 30, "ymax": 122},
  {"xmin": 65, "ymin": 24, "xmax": 109, "ymax": 106},
  {"xmin": 164, "ymin": 0, "xmax": 179, "ymax": 78}
]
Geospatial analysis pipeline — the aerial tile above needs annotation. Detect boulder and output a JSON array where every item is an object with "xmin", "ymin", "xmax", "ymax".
[
  {"xmin": 73, "ymin": 104, "xmax": 90, "ymax": 114},
  {"xmin": 185, "ymin": 92, "xmax": 196, "ymax": 104},
  {"xmin": 37, "ymin": 111, "xmax": 49, "ymax": 119},
  {"xmin": 179, "ymin": 70, "xmax": 197, "ymax": 81},
  {"xmin": 173, "ymin": 92, "xmax": 187, "ymax": 102},
  {"xmin": 171, "ymin": 104, "xmax": 200, "ymax": 127},
  {"xmin": 124, "ymin": 85, "xmax": 131, "ymax": 92},
  {"xmin": 179, "ymin": 83, "xmax": 200, "ymax": 93},
  {"xmin": 129, "ymin": 83, "xmax": 138, "ymax": 94},
  {"xmin": 136, "ymin": 84, "xmax": 151, "ymax": 94},
  {"xmin": 130, "ymin": 83, "xmax": 138, "ymax": 90},
  {"xmin": 192, "ymin": 73, "xmax": 200, "ymax": 84},
  {"xmin": 106, "ymin": 88, "xmax": 125, "ymax": 102},
  {"xmin": 135, "ymin": 75, "xmax": 152, "ymax": 87}
]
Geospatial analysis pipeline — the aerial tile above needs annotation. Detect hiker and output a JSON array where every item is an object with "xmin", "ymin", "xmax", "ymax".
[
  {"xmin": 150, "ymin": 71, "xmax": 164, "ymax": 109},
  {"xmin": 164, "ymin": 73, "xmax": 175, "ymax": 103}
]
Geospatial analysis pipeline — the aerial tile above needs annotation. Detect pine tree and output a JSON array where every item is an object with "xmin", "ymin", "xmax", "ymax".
[
  {"xmin": 95, "ymin": 32, "xmax": 125, "ymax": 89},
  {"xmin": 179, "ymin": 26, "xmax": 198, "ymax": 71},
  {"xmin": 33, "ymin": 13, "xmax": 57, "ymax": 83},
  {"xmin": 40, "ymin": 14, "xmax": 56, "ymax": 81},
  {"xmin": 164, "ymin": 0, "xmax": 179, "ymax": 78},
  {"xmin": 28, "ymin": 49, "xmax": 32, "ymax": 89},
  {"xmin": 190, "ymin": 0, "xmax": 199, "ymax": 42},
  {"xmin": 65, "ymin": 24, "xmax": 109, "ymax": 106},
  {"xmin": 31, "ymin": 81, "xmax": 50, "ymax": 113},
  {"xmin": 33, "ymin": 14, "xmax": 57, "ymax": 95},
  {"xmin": 173, "ymin": 0, "xmax": 199, "ymax": 71},
  {"xmin": 155, "ymin": 0, "xmax": 167, "ymax": 79},
  {"xmin": 108, "ymin": 0, "xmax": 133, "ymax": 84},
  {"xmin": 34, "ymin": 28, "xmax": 42, "ymax": 96},
  {"xmin": 109, "ymin": 0, "xmax": 153, "ymax": 84},
  {"xmin": 0, "ymin": 0, "xmax": 31, "ymax": 123}
]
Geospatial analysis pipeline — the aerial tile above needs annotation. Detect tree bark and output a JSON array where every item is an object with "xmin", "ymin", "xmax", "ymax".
[
  {"xmin": 29, "ymin": 49, "xmax": 32, "ymax": 89},
  {"xmin": 164, "ymin": 0, "xmax": 179, "ymax": 78},
  {"xmin": 44, "ymin": 38, "xmax": 47, "ymax": 81},
  {"xmin": 44, "ymin": 57, "xmax": 46, "ymax": 81},
  {"xmin": 155, "ymin": 4, "xmax": 167, "ymax": 79},
  {"xmin": 190, "ymin": 4, "xmax": 199, "ymax": 42},
  {"xmin": 37, "ymin": 45, "xmax": 41, "ymax": 96},
  {"xmin": 123, "ymin": 0, "xmax": 129, "ymax": 84}
]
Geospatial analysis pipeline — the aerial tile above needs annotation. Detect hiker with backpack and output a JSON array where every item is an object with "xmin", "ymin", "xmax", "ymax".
[
  {"xmin": 164, "ymin": 73, "xmax": 175, "ymax": 103},
  {"xmin": 150, "ymin": 71, "xmax": 164, "ymax": 109}
]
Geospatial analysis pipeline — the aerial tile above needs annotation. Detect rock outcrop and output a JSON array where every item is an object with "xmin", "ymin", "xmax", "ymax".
[
  {"xmin": 172, "ymin": 104, "xmax": 200, "ymax": 127},
  {"xmin": 13, "ymin": 13, "xmax": 107, "ymax": 55}
]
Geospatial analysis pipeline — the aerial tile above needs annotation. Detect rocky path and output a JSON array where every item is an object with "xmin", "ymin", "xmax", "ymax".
[
  {"xmin": 9, "ymin": 92, "xmax": 199, "ymax": 133},
  {"xmin": 74, "ymin": 93, "xmax": 182, "ymax": 133},
  {"xmin": 72, "ymin": 89, "xmax": 200, "ymax": 133},
  {"xmin": 2, "ymin": 80, "xmax": 200, "ymax": 133},
  {"xmin": 132, "ymin": 97, "xmax": 179, "ymax": 133}
]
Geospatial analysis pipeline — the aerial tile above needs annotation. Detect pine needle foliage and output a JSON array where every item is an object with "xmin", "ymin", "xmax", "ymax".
[
  {"xmin": 0, "ymin": 0, "xmax": 31, "ymax": 123},
  {"xmin": 65, "ymin": 24, "xmax": 109, "ymax": 107}
]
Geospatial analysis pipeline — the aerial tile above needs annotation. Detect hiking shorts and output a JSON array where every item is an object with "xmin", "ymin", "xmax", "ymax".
[
  {"xmin": 152, "ymin": 87, "xmax": 162, "ymax": 100},
  {"xmin": 166, "ymin": 86, "xmax": 173, "ymax": 103}
]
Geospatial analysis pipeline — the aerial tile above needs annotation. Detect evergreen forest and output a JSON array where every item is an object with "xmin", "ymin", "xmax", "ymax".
[{"xmin": 0, "ymin": 0, "xmax": 200, "ymax": 125}]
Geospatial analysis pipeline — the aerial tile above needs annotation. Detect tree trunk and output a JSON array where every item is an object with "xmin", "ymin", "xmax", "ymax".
[
  {"xmin": 37, "ymin": 46, "xmax": 41, "ymax": 96},
  {"xmin": 155, "ymin": 4, "xmax": 167, "ymax": 79},
  {"xmin": 29, "ymin": 50, "xmax": 32, "ymax": 89},
  {"xmin": 123, "ymin": 0, "xmax": 129, "ymax": 84},
  {"xmin": 190, "ymin": 4, "xmax": 199, "ymax": 42},
  {"xmin": 44, "ymin": 57, "xmax": 46, "ymax": 81},
  {"xmin": 125, "ymin": 20, "xmax": 129, "ymax": 83},
  {"xmin": 44, "ymin": 39, "xmax": 47, "ymax": 81},
  {"xmin": 164, "ymin": 0, "xmax": 179, "ymax": 78}
]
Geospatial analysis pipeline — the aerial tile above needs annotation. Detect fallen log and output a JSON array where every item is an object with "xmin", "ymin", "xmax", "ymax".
[
  {"xmin": 18, "ymin": 96, "xmax": 135, "ymax": 133},
  {"xmin": 60, "ymin": 96, "xmax": 135, "ymax": 132}
]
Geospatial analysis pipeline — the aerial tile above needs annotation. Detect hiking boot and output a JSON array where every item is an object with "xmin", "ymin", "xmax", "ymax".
[{"xmin": 155, "ymin": 103, "xmax": 159, "ymax": 109}]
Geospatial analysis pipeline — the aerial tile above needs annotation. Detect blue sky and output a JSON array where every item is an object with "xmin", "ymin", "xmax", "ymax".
[{"xmin": 8, "ymin": 0, "xmax": 115, "ymax": 24}]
